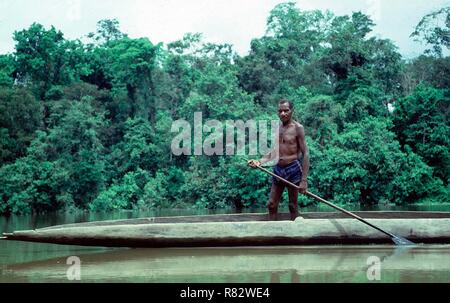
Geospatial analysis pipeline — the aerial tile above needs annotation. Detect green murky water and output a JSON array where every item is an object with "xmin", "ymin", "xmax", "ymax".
[{"xmin": 1, "ymin": 206, "xmax": 450, "ymax": 283}]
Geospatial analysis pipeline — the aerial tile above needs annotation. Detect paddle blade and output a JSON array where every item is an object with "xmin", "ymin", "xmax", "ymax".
[{"xmin": 392, "ymin": 235, "xmax": 415, "ymax": 246}]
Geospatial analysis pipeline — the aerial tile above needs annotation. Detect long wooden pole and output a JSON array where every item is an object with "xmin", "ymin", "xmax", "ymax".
[{"xmin": 253, "ymin": 164, "xmax": 414, "ymax": 245}]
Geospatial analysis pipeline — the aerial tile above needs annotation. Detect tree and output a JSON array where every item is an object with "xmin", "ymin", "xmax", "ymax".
[
  {"xmin": 89, "ymin": 168, "xmax": 150, "ymax": 211},
  {"xmin": 237, "ymin": 3, "xmax": 333, "ymax": 103},
  {"xmin": 402, "ymin": 55, "xmax": 450, "ymax": 93},
  {"xmin": 238, "ymin": 3, "xmax": 403, "ymax": 106},
  {"xmin": 311, "ymin": 117, "xmax": 443, "ymax": 205},
  {"xmin": 393, "ymin": 85, "xmax": 449, "ymax": 182},
  {"xmin": 13, "ymin": 23, "xmax": 89, "ymax": 98},
  {"xmin": 0, "ymin": 88, "xmax": 43, "ymax": 163},
  {"xmin": 411, "ymin": 7, "xmax": 450, "ymax": 57},
  {"xmin": 104, "ymin": 37, "xmax": 162, "ymax": 122},
  {"xmin": 87, "ymin": 19, "xmax": 127, "ymax": 45},
  {"xmin": 181, "ymin": 61, "xmax": 257, "ymax": 120},
  {"xmin": 299, "ymin": 94, "xmax": 343, "ymax": 146},
  {"xmin": 1, "ymin": 5, "xmax": 448, "ymax": 214},
  {"xmin": 107, "ymin": 117, "xmax": 159, "ymax": 179},
  {"xmin": 0, "ymin": 54, "xmax": 15, "ymax": 87},
  {"xmin": 22, "ymin": 97, "xmax": 109, "ymax": 209}
]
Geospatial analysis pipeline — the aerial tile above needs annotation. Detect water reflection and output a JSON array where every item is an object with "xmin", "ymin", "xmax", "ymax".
[{"xmin": 2, "ymin": 245, "xmax": 450, "ymax": 283}]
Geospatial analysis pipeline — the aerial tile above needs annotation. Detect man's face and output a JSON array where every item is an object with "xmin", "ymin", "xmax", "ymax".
[{"xmin": 278, "ymin": 103, "xmax": 292, "ymax": 123}]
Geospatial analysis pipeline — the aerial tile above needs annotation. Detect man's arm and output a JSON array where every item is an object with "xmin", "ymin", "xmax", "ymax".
[
  {"xmin": 248, "ymin": 145, "xmax": 279, "ymax": 167},
  {"xmin": 248, "ymin": 126, "xmax": 279, "ymax": 167},
  {"xmin": 296, "ymin": 124, "xmax": 309, "ymax": 191},
  {"xmin": 260, "ymin": 144, "xmax": 279, "ymax": 165}
]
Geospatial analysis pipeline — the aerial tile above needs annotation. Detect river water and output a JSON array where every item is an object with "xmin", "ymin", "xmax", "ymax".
[{"xmin": 1, "ymin": 205, "xmax": 450, "ymax": 283}]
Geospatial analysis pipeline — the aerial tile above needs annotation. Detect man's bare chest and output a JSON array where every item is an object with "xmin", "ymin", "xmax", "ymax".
[{"xmin": 279, "ymin": 125, "xmax": 297, "ymax": 145}]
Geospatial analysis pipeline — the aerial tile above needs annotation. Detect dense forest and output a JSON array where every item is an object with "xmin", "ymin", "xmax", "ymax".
[{"xmin": 0, "ymin": 3, "xmax": 448, "ymax": 214}]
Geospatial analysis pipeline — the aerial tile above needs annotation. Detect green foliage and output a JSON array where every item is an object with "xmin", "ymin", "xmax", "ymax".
[
  {"xmin": 107, "ymin": 117, "xmax": 159, "ymax": 178},
  {"xmin": 180, "ymin": 63, "xmax": 257, "ymax": 120},
  {"xmin": 178, "ymin": 156, "xmax": 269, "ymax": 210},
  {"xmin": 13, "ymin": 23, "xmax": 89, "ymax": 98},
  {"xmin": 311, "ymin": 117, "xmax": 443, "ymax": 205},
  {"xmin": 237, "ymin": 3, "xmax": 403, "ymax": 107},
  {"xmin": 0, "ymin": 88, "xmax": 43, "ymax": 162},
  {"xmin": 393, "ymin": 85, "xmax": 449, "ymax": 182},
  {"xmin": 88, "ymin": 19, "xmax": 127, "ymax": 45},
  {"xmin": 298, "ymin": 94, "xmax": 343, "ymax": 145},
  {"xmin": 0, "ymin": 5, "xmax": 448, "ymax": 214},
  {"xmin": 90, "ymin": 168, "xmax": 150, "ymax": 211},
  {"xmin": 410, "ymin": 7, "xmax": 449, "ymax": 57},
  {"xmin": 402, "ymin": 55, "xmax": 450, "ymax": 92},
  {"xmin": 0, "ymin": 54, "xmax": 15, "ymax": 87}
]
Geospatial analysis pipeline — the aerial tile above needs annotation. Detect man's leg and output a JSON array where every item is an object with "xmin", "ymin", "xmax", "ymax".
[
  {"xmin": 287, "ymin": 185, "xmax": 299, "ymax": 220},
  {"xmin": 267, "ymin": 183, "xmax": 284, "ymax": 221}
]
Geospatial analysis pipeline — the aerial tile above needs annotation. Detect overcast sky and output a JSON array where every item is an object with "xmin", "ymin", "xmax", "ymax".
[{"xmin": 0, "ymin": 0, "xmax": 448, "ymax": 58}]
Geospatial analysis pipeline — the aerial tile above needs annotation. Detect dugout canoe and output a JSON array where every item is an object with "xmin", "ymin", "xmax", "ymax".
[{"xmin": 2, "ymin": 211, "xmax": 450, "ymax": 247}]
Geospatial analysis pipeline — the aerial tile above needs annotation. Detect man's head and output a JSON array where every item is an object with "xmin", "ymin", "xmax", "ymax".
[{"xmin": 278, "ymin": 99, "xmax": 293, "ymax": 124}]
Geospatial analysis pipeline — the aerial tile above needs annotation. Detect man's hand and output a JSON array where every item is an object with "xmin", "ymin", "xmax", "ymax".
[
  {"xmin": 247, "ymin": 160, "xmax": 261, "ymax": 168},
  {"xmin": 299, "ymin": 180, "xmax": 308, "ymax": 193}
]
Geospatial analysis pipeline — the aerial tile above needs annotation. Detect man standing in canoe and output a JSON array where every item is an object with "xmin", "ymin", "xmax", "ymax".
[{"xmin": 248, "ymin": 99, "xmax": 310, "ymax": 220}]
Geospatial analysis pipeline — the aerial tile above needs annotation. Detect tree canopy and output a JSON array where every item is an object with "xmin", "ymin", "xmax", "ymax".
[{"xmin": 0, "ymin": 3, "xmax": 448, "ymax": 215}]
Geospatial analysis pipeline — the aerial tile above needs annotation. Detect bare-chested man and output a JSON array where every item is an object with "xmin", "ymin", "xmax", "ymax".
[{"xmin": 248, "ymin": 99, "xmax": 310, "ymax": 220}]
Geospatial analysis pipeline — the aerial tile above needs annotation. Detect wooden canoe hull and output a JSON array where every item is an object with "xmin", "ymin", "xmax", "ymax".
[{"xmin": 3, "ymin": 212, "xmax": 450, "ymax": 247}]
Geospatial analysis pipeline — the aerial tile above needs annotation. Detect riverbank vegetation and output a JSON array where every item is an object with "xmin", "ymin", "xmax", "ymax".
[{"xmin": 0, "ymin": 3, "xmax": 448, "ymax": 214}]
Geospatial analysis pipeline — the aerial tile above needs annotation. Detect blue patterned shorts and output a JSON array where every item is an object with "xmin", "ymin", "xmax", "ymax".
[{"xmin": 272, "ymin": 160, "xmax": 302, "ymax": 186}]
